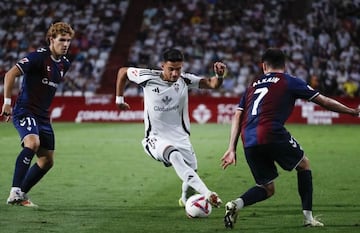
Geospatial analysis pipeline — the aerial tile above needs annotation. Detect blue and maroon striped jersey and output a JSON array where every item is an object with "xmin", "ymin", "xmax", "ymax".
[
  {"xmin": 239, "ymin": 72, "xmax": 319, "ymax": 148},
  {"xmin": 13, "ymin": 47, "xmax": 70, "ymax": 118}
]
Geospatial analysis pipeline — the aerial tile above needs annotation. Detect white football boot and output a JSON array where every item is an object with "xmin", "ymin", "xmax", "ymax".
[{"xmin": 224, "ymin": 201, "xmax": 238, "ymax": 229}]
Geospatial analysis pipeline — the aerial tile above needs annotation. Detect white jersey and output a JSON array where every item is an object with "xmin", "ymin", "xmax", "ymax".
[{"xmin": 127, "ymin": 67, "xmax": 201, "ymax": 141}]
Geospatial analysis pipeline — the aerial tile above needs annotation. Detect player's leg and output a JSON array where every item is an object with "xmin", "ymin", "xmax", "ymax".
[
  {"xmin": 167, "ymin": 148, "xmax": 221, "ymax": 207},
  {"xmin": 20, "ymin": 123, "xmax": 55, "ymax": 207},
  {"xmin": 142, "ymin": 136, "xmax": 221, "ymax": 207},
  {"xmin": 179, "ymin": 182, "xmax": 195, "ymax": 207},
  {"xmin": 21, "ymin": 148, "xmax": 54, "ymax": 194},
  {"xmin": 296, "ymin": 156, "xmax": 324, "ymax": 227},
  {"xmin": 224, "ymin": 145, "xmax": 275, "ymax": 229},
  {"xmin": 7, "ymin": 115, "xmax": 40, "ymax": 205},
  {"xmin": 178, "ymin": 145, "xmax": 197, "ymax": 207},
  {"xmin": 277, "ymin": 136, "xmax": 323, "ymax": 227}
]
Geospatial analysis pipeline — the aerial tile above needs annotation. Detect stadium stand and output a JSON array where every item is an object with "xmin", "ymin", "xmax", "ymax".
[
  {"xmin": 1, "ymin": 0, "xmax": 359, "ymax": 97},
  {"xmin": 109, "ymin": 0, "xmax": 359, "ymax": 97},
  {"xmin": 0, "ymin": 0, "xmax": 129, "ymax": 96}
]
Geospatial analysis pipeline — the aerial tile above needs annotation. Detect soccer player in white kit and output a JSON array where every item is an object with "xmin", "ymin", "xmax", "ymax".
[{"xmin": 115, "ymin": 48, "xmax": 226, "ymax": 208}]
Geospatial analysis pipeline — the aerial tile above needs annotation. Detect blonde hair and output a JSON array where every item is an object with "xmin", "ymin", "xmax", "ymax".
[{"xmin": 46, "ymin": 22, "xmax": 75, "ymax": 44}]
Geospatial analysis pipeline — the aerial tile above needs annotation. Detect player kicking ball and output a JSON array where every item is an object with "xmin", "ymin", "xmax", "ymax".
[{"xmin": 115, "ymin": 48, "xmax": 226, "ymax": 208}]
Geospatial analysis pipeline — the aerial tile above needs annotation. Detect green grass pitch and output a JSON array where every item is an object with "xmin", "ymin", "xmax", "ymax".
[{"xmin": 0, "ymin": 122, "xmax": 359, "ymax": 233}]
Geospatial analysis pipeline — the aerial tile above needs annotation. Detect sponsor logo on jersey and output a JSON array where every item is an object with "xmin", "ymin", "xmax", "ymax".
[
  {"xmin": 153, "ymin": 105, "xmax": 179, "ymax": 112},
  {"xmin": 42, "ymin": 78, "xmax": 58, "ymax": 88}
]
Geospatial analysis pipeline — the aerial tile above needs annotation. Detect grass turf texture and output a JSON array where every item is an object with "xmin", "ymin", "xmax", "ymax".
[{"xmin": 0, "ymin": 122, "xmax": 359, "ymax": 233}]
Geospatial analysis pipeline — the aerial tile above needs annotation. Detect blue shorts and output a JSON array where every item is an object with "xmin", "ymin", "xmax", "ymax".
[
  {"xmin": 244, "ymin": 136, "xmax": 304, "ymax": 185},
  {"xmin": 13, "ymin": 113, "xmax": 55, "ymax": 150}
]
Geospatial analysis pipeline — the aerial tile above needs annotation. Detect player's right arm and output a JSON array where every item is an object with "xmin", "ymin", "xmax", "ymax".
[
  {"xmin": 221, "ymin": 108, "xmax": 242, "ymax": 169},
  {"xmin": 1, "ymin": 65, "xmax": 22, "ymax": 121},
  {"xmin": 312, "ymin": 94, "xmax": 360, "ymax": 116},
  {"xmin": 115, "ymin": 67, "xmax": 131, "ymax": 110}
]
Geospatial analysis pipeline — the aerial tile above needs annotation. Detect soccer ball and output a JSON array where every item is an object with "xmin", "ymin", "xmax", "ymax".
[{"xmin": 185, "ymin": 194, "xmax": 212, "ymax": 218}]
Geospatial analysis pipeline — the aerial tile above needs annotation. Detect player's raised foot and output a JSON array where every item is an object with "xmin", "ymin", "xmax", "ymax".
[
  {"xmin": 224, "ymin": 201, "xmax": 238, "ymax": 229},
  {"xmin": 206, "ymin": 192, "xmax": 222, "ymax": 208},
  {"xmin": 178, "ymin": 198, "xmax": 186, "ymax": 208},
  {"xmin": 304, "ymin": 217, "xmax": 324, "ymax": 227}
]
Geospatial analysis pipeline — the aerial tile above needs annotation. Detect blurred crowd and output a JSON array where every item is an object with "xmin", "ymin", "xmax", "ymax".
[
  {"xmin": 0, "ymin": 0, "xmax": 128, "ymax": 96},
  {"xmin": 127, "ymin": 0, "xmax": 360, "ymax": 97},
  {"xmin": 1, "ymin": 0, "xmax": 359, "ymax": 98}
]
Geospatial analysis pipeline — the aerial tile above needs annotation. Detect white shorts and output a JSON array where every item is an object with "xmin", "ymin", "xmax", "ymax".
[{"xmin": 141, "ymin": 136, "xmax": 198, "ymax": 169}]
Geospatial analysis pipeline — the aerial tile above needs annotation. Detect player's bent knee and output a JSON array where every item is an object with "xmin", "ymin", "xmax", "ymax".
[
  {"xmin": 164, "ymin": 146, "xmax": 180, "ymax": 163},
  {"xmin": 262, "ymin": 183, "xmax": 275, "ymax": 197},
  {"xmin": 296, "ymin": 156, "xmax": 311, "ymax": 171}
]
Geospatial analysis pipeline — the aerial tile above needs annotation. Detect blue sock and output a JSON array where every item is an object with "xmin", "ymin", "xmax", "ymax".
[
  {"xmin": 12, "ymin": 147, "xmax": 35, "ymax": 187},
  {"xmin": 297, "ymin": 170, "xmax": 313, "ymax": 210},
  {"xmin": 21, "ymin": 163, "xmax": 48, "ymax": 193},
  {"xmin": 240, "ymin": 186, "xmax": 269, "ymax": 207}
]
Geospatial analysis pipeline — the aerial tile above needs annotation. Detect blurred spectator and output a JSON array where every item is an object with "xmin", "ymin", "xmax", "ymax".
[
  {"xmin": 125, "ymin": 0, "xmax": 360, "ymax": 97},
  {"xmin": 0, "ymin": 0, "xmax": 129, "ymax": 96},
  {"xmin": 1, "ymin": 0, "xmax": 359, "ymax": 98}
]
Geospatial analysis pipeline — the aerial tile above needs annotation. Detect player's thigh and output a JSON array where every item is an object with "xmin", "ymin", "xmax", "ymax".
[
  {"xmin": 141, "ymin": 136, "xmax": 197, "ymax": 168},
  {"xmin": 141, "ymin": 136, "xmax": 171, "ymax": 163},
  {"xmin": 273, "ymin": 139, "xmax": 304, "ymax": 171},
  {"xmin": 244, "ymin": 145, "xmax": 278, "ymax": 185},
  {"xmin": 38, "ymin": 121, "xmax": 55, "ymax": 150},
  {"xmin": 13, "ymin": 114, "xmax": 40, "ymax": 145}
]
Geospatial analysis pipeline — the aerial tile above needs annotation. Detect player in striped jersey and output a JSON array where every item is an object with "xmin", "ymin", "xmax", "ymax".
[
  {"xmin": 115, "ymin": 48, "xmax": 226, "ymax": 208},
  {"xmin": 221, "ymin": 48, "xmax": 360, "ymax": 228},
  {"xmin": 1, "ymin": 22, "xmax": 75, "ymax": 207}
]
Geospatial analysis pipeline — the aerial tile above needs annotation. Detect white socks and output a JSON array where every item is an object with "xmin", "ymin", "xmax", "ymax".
[
  {"xmin": 11, "ymin": 187, "xmax": 21, "ymax": 193},
  {"xmin": 303, "ymin": 210, "xmax": 314, "ymax": 221},
  {"xmin": 233, "ymin": 198, "xmax": 244, "ymax": 211},
  {"xmin": 181, "ymin": 182, "xmax": 189, "ymax": 201}
]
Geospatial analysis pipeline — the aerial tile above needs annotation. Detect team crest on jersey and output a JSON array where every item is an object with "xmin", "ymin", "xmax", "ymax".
[
  {"xmin": 162, "ymin": 96, "xmax": 172, "ymax": 105},
  {"xmin": 18, "ymin": 57, "xmax": 29, "ymax": 64},
  {"xmin": 173, "ymin": 83, "xmax": 179, "ymax": 92}
]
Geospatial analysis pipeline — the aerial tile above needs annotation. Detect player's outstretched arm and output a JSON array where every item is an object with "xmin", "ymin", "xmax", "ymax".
[
  {"xmin": 115, "ymin": 67, "xmax": 130, "ymax": 110},
  {"xmin": 199, "ymin": 62, "xmax": 227, "ymax": 89},
  {"xmin": 221, "ymin": 109, "xmax": 242, "ymax": 169},
  {"xmin": 312, "ymin": 94, "xmax": 360, "ymax": 117}
]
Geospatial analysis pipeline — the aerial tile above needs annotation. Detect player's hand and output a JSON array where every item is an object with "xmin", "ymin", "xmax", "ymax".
[
  {"xmin": 1, "ymin": 104, "xmax": 12, "ymax": 122},
  {"xmin": 213, "ymin": 62, "xmax": 227, "ymax": 78},
  {"xmin": 117, "ymin": 102, "xmax": 130, "ymax": 110},
  {"xmin": 353, "ymin": 107, "xmax": 360, "ymax": 117},
  {"xmin": 220, "ymin": 150, "xmax": 237, "ymax": 169}
]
